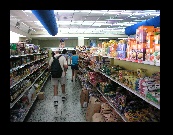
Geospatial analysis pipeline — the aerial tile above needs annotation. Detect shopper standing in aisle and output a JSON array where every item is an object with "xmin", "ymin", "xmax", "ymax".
[
  {"xmin": 61, "ymin": 49, "xmax": 68, "ymax": 76},
  {"xmin": 70, "ymin": 50, "xmax": 79, "ymax": 82},
  {"xmin": 48, "ymin": 48, "xmax": 68, "ymax": 106}
]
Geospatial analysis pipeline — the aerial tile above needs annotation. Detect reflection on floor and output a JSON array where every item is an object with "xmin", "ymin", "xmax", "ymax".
[{"xmin": 25, "ymin": 68, "xmax": 87, "ymax": 122}]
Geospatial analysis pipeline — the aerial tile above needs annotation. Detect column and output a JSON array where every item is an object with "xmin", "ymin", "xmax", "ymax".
[{"xmin": 78, "ymin": 36, "xmax": 84, "ymax": 46}]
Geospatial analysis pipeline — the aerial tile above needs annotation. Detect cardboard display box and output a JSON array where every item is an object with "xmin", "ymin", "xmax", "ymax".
[
  {"xmin": 86, "ymin": 96, "xmax": 101, "ymax": 122},
  {"xmin": 38, "ymin": 92, "xmax": 44, "ymax": 100},
  {"xmin": 92, "ymin": 113, "xmax": 105, "ymax": 122},
  {"xmin": 80, "ymin": 89, "xmax": 89, "ymax": 108}
]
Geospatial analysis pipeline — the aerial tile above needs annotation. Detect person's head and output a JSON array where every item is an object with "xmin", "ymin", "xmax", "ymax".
[
  {"xmin": 72, "ymin": 50, "xmax": 76, "ymax": 55},
  {"xmin": 51, "ymin": 51, "xmax": 55, "ymax": 57},
  {"xmin": 62, "ymin": 49, "xmax": 67, "ymax": 54},
  {"xmin": 55, "ymin": 48, "xmax": 61, "ymax": 54}
]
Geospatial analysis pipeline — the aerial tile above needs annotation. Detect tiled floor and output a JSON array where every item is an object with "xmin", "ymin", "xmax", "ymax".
[{"xmin": 25, "ymin": 68, "xmax": 87, "ymax": 122}]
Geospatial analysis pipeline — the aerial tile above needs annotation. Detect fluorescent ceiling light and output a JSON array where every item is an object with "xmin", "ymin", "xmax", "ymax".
[
  {"xmin": 23, "ymin": 10, "xmax": 32, "ymax": 13},
  {"xmin": 120, "ymin": 12, "xmax": 133, "ymax": 15},
  {"xmin": 130, "ymin": 17, "xmax": 138, "ymax": 18},
  {"xmin": 84, "ymin": 38, "xmax": 89, "ymax": 39},
  {"xmin": 91, "ymin": 11, "xmax": 105, "ymax": 13},
  {"xmin": 133, "ymin": 20, "xmax": 146, "ymax": 21},
  {"xmin": 123, "ymin": 24, "xmax": 134, "ymax": 26},
  {"xmin": 128, "ymin": 22, "xmax": 138, "ymax": 24},
  {"xmin": 92, "ymin": 23, "xmax": 101, "ymax": 26},
  {"xmin": 99, "ymin": 38, "xmax": 109, "ymax": 39},
  {"xmin": 106, "ymin": 19, "xmax": 123, "ymax": 20},
  {"xmin": 133, "ymin": 13, "xmax": 147, "ymax": 15},
  {"xmin": 149, "ymin": 13, "xmax": 160, "ymax": 16}
]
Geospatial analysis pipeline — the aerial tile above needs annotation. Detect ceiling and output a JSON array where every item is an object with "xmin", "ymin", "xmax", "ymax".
[{"xmin": 10, "ymin": 10, "xmax": 160, "ymax": 40}]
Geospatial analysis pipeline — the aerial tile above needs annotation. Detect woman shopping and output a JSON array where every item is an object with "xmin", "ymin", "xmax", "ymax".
[{"xmin": 70, "ymin": 50, "xmax": 79, "ymax": 82}]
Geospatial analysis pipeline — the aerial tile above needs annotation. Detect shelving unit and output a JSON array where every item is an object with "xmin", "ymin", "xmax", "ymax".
[
  {"xmin": 10, "ymin": 50, "xmax": 50, "ymax": 122},
  {"xmin": 10, "ymin": 61, "xmax": 47, "ymax": 89},
  {"xmin": 10, "ymin": 67, "xmax": 48, "ymax": 109},
  {"xmin": 19, "ymin": 73, "xmax": 50, "ymax": 122},
  {"xmin": 100, "ymin": 72, "xmax": 160, "ymax": 109},
  {"xmin": 78, "ymin": 49, "xmax": 160, "ymax": 122},
  {"xmin": 10, "ymin": 56, "xmax": 48, "ymax": 72},
  {"xmin": 96, "ymin": 88, "xmax": 128, "ymax": 122}
]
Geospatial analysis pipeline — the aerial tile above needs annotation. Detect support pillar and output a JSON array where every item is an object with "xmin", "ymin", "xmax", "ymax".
[{"xmin": 78, "ymin": 36, "xmax": 84, "ymax": 46}]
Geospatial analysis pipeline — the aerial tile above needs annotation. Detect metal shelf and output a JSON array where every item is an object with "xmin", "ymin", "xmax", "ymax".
[
  {"xmin": 10, "ymin": 53, "xmax": 48, "ymax": 58},
  {"xmin": 10, "ymin": 67, "xmax": 48, "ymax": 109},
  {"xmin": 96, "ymin": 88, "xmax": 128, "ymax": 122},
  {"xmin": 88, "ymin": 66, "xmax": 100, "ymax": 72},
  {"xmin": 100, "ymin": 72, "xmax": 160, "ymax": 110},
  {"xmin": 10, "ymin": 56, "xmax": 48, "ymax": 72},
  {"xmin": 10, "ymin": 62, "xmax": 47, "ymax": 89},
  {"xmin": 87, "ymin": 78, "xmax": 128, "ymax": 122},
  {"xmin": 87, "ymin": 65, "xmax": 160, "ymax": 109},
  {"xmin": 19, "ymin": 73, "xmax": 50, "ymax": 122}
]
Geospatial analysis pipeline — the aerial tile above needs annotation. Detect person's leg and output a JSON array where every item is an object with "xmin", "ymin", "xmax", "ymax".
[
  {"xmin": 54, "ymin": 85, "xmax": 58, "ymax": 96},
  {"xmin": 71, "ymin": 68, "xmax": 74, "ymax": 81},
  {"xmin": 74, "ymin": 65, "xmax": 79, "ymax": 81},
  {"xmin": 51, "ymin": 78, "xmax": 59, "ymax": 106},
  {"xmin": 74, "ymin": 69, "xmax": 76, "ymax": 81},
  {"xmin": 60, "ymin": 77, "xmax": 66, "ymax": 101}
]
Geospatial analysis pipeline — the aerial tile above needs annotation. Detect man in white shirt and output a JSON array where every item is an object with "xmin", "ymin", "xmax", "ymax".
[{"xmin": 48, "ymin": 48, "xmax": 68, "ymax": 106}]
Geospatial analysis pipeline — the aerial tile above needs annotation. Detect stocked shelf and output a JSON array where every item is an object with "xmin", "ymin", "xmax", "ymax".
[
  {"xmin": 88, "ymin": 66, "xmax": 100, "ymax": 72},
  {"xmin": 10, "ymin": 62, "xmax": 47, "ymax": 89},
  {"xmin": 18, "ymin": 73, "xmax": 50, "ymax": 122},
  {"xmin": 100, "ymin": 72, "xmax": 160, "ymax": 110},
  {"xmin": 10, "ymin": 67, "xmax": 48, "ymax": 109},
  {"xmin": 87, "ymin": 65, "xmax": 160, "ymax": 109},
  {"xmin": 95, "ymin": 55, "xmax": 160, "ymax": 67},
  {"xmin": 10, "ymin": 56, "xmax": 48, "ymax": 72},
  {"xmin": 10, "ymin": 53, "xmax": 45, "ymax": 58},
  {"xmin": 87, "ymin": 77, "xmax": 127, "ymax": 122},
  {"xmin": 96, "ymin": 88, "xmax": 128, "ymax": 122},
  {"xmin": 78, "ymin": 47, "xmax": 160, "ymax": 122}
]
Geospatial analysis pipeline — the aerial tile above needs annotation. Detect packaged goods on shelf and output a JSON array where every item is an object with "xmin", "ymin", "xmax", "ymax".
[
  {"xmin": 10, "ymin": 102, "xmax": 26, "ymax": 122},
  {"xmin": 78, "ymin": 44, "xmax": 160, "ymax": 122},
  {"xmin": 10, "ymin": 46, "xmax": 49, "ymax": 121}
]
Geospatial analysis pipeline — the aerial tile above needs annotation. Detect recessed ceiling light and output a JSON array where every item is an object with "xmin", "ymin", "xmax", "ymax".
[{"xmin": 130, "ymin": 17, "xmax": 137, "ymax": 18}]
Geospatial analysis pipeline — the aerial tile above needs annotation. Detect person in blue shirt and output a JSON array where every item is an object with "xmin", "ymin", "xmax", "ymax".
[{"xmin": 70, "ymin": 50, "xmax": 79, "ymax": 82}]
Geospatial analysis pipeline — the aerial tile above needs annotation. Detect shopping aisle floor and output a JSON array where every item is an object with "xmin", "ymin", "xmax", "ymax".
[{"xmin": 25, "ymin": 68, "xmax": 87, "ymax": 122}]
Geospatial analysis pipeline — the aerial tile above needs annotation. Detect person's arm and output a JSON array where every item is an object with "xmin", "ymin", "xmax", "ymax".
[
  {"xmin": 63, "ymin": 57, "xmax": 68, "ymax": 69},
  {"xmin": 70, "ymin": 56, "xmax": 72, "ymax": 65},
  {"xmin": 48, "ymin": 57, "xmax": 53, "ymax": 70},
  {"xmin": 66, "ymin": 55, "xmax": 68, "ymax": 65}
]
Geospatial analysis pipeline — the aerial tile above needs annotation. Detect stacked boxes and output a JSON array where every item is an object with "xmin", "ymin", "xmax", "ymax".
[
  {"xmin": 116, "ymin": 40, "xmax": 127, "ymax": 60},
  {"xmin": 136, "ymin": 26, "xmax": 155, "ymax": 63}
]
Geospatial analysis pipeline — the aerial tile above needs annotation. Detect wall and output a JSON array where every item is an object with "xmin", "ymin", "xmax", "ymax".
[
  {"xmin": 31, "ymin": 39, "xmax": 105, "ymax": 48},
  {"xmin": 31, "ymin": 39, "xmax": 77, "ymax": 48}
]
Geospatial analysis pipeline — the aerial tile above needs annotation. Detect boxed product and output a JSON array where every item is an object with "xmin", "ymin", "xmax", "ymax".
[
  {"xmin": 117, "ymin": 51, "xmax": 126, "ymax": 59},
  {"xmin": 130, "ymin": 49, "xmax": 137, "ymax": 62},
  {"xmin": 92, "ymin": 113, "xmax": 105, "ymax": 122},
  {"xmin": 116, "ymin": 43, "xmax": 127, "ymax": 51},
  {"xmin": 38, "ymin": 92, "xmax": 44, "ymax": 100},
  {"xmin": 86, "ymin": 96, "xmax": 101, "ymax": 122},
  {"xmin": 80, "ymin": 89, "xmax": 89, "ymax": 108}
]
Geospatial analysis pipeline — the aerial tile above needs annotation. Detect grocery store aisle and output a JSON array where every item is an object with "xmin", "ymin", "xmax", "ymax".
[{"xmin": 25, "ymin": 67, "xmax": 87, "ymax": 122}]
